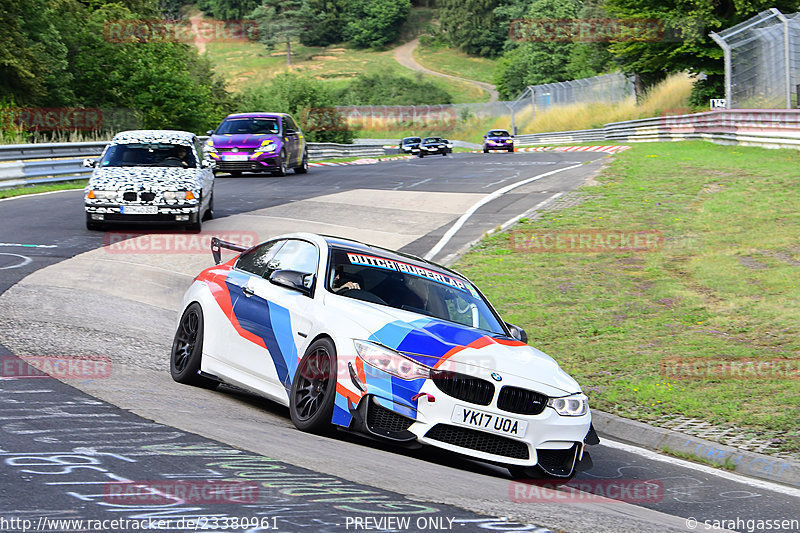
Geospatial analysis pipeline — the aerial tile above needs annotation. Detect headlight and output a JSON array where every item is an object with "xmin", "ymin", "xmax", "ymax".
[
  {"xmin": 354, "ymin": 340, "xmax": 430, "ymax": 380},
  {"xmin": 260, "ymin": 141, "xmax": 277, "ymax": 152},
  {"xmin": 163, "ymin": 191, "xmax": 194, "ymax": 201},
  {"xmin": 446, "ymin": 143, "xmax": 453, "ymax": 148},
  {"xmin": 89, "ymin": 190, "xmax": 117, "ymax": 201},
  {"xmin": 548, "ymin": 394, "xmax": 588, "ymax": 416}
]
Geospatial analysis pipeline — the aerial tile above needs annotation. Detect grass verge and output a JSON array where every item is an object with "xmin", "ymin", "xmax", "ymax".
[
  {"xmin": 413, "ymin": 43, "xmax": 497, "ymax": 85},
  {"xmin": 455, "ymin": 141, "xmax": 800, "ymax": 456},
  {"xmin": 0, "ymin": 179, "xmax": 87, "ymax": 199}
]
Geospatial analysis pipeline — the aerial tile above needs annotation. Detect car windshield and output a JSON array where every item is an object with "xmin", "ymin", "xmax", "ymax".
[
  {"xmin": 423, "ymin": 137, "xmax": 442, "ymax": 143},
  {"xmin": 216, "ymin": 117, "xmax": 280, "ymax": 135},
  {"xmin": 488, "ymin": 130, "xmax": 510, "ymax": 137},
  {"xmin": 327, "ymin": 248, "xmax": 506, "ymax": 335},
  {"xmin": 403, "ymin": 137, "xmax": 421, "ymax": 144},
  {"xmin": 101, "ymin": 143, "xmax": 197, "ymax": 168}
]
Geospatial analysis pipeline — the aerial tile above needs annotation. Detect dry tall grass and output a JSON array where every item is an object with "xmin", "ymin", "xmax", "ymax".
[{"xmin": 517, "ymin": 73, "xmax": 695, "ymax": 134}]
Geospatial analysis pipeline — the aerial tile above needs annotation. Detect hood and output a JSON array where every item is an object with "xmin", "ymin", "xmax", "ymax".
[
  {"xmin": 211, "ymin": 133, "xmax": 281, "ymax": 150},
  {"xmin": 88, "ymin": 167, "xmax": 202, "ymax": 192},
  {"xmin": 325, "ymin": 294, "xmax": 580, "ymax": 395}
]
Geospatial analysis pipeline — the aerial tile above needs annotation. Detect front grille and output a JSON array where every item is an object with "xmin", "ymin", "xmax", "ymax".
[
  {"xmin": 121, "ymin": 192, "xmax": 156, "ymax": 202},
  {"xmin": 497, "ymin": 386, "xmax": 548, "ymax": 415},
  {"xmin": 431, "ymin": 370, "xmax": 494, "ymax": 406},
  {"xmin": 425, "ymin": 424, "xmax": 529, "ymax": 460},
  {"xmin": 102, "ymin": 214, "xmax": 183, "ymax": 223},
  {"xmin": 217, "ymin": 160, "xmax": 276, "ymax": 171},
  {"xmin": 367, "ymin": 402, "xmax": 414, "ymax": 433}
]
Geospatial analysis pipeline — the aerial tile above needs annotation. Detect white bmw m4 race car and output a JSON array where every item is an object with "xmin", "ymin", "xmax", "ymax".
[{"xmin": 171, "ymin": 233, "xmax": 598, "ymax": 479}]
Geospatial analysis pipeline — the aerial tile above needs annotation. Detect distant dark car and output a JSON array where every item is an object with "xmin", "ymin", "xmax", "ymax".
[
  {"xmin": 418, "ymin": 137, "xmax": 452, "ymax": 157},
  {"xmin": 483, "ymin": 129, "xmax": 514, "ymax": 153},
  {"xmin": 400, "ymin": 137, "xmax": 421, "ymax": 154}
]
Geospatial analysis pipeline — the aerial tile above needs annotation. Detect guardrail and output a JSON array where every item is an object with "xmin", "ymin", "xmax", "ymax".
[
  {"xmin": 513, "ymin": 109, "xmax": 800, "ymax": 148},
  {"xmin": 0, "ymin": 140, "xmax": 387, "ymax": 188},
  {"xmin": 513, "ymin": 129, "xmax": 606, "ymax": 145}
]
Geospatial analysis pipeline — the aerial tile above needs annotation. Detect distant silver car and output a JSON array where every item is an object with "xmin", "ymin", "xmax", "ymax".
[{"xmin": 84, "ymin": 130, "xmax": 215, "ymax": 231}]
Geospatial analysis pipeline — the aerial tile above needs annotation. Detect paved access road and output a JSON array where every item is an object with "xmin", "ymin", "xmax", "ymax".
[{"xmin": 1, "ymin": 151, "xmax": 797, "ymax": 533}]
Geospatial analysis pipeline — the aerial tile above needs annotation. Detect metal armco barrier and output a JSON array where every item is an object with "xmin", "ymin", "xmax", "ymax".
[
  {"xmin": 0, "ymin": 140, "xmax": 387, "ymax": 188},
  {"xmin": 514, "ymin": 129, "xmax": 607, "ymax": 145},
  {"xmin": 513, "ymin": 109, "xmax": 800, "ymax": 149}
]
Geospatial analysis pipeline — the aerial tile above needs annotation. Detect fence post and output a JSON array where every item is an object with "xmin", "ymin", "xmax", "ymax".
[
  {"xmin": 774, "ymin": 9, "xmax": 793, "ymax": 108},
  {"xmin": 710, "ymin": 32, "xmax": 732, "ymax": 109}
]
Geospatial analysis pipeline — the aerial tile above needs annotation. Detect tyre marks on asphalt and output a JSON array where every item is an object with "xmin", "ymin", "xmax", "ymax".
[{"xmin": 0, "ymin": 357, "xmax": 549, "ymax": 532}]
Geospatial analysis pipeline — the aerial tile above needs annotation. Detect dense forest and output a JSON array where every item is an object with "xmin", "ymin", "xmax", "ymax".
[{"xmin": 1, "ymin": 0, "xmax": 796, "ymax": 136}]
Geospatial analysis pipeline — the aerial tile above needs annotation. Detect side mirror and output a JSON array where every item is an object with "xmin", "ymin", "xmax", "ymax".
[
  {"xmin": 505, "ymin": 322, "xmax": 528, "ymax": 344},
  {"xmin": 511, "ymin": 135, "xmax": 515, "ymax": 138},
  {"xmin": 269, "ymin": 269, "xmax": 313, "ymax": 296},
  {"xmin": 206, "ymin": 130, "xmax": 214, "ymax": 136},
  {"xmin": 82, "ymin": 158, "xmax": 97, "ymax": 168}
]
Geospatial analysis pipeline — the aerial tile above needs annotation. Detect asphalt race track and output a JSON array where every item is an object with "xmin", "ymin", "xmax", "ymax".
[{"xmin": 1, "ymin": 151, "xmax": 798, "ymax": 533}]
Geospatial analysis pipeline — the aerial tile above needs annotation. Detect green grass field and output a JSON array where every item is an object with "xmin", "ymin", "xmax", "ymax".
[
  {"xmin": 0, "ymin": 179, "xmax": 88, "ymax": 199},
  {"xmin": 456, "ymin": 141, "xmax": 800, "ymax": 455},
  {"xmin": 204, "ymin": 40, "xmax": 487, "ymax": 104},
  {"xmin": 413, "ymin": 43, "xmax": 497, "ymax": 85}
]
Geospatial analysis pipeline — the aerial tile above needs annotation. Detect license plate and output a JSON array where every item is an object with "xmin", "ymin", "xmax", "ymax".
[
  {"xmin": 120, "ymin": 205, "xmax": 158, "ymax": 215},
  {"xmin": 223, "ymin": 154, "xmax": 248, "ymax": 161},
  {"xmin": 451, "ymin": 406, "xmax": 527, "ymax": 437}
]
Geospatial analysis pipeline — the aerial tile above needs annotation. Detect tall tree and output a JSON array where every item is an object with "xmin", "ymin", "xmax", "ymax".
[
  {"xmin": 603, "ymin": 0, "xmax": 799, "ymax": 93},
  {"xmin": 438, "ymin": 0, "xmax": 506, "ymax": 57},
  {"xmin": 345, "ymin": 0, "xmax": 411, "ymax": 49},
  {"xmin": 250, "ymin": 0, "xmax": 306, "ymax": 66}
]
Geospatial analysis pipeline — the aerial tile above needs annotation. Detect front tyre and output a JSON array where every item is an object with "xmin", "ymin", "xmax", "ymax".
[
  {"xmin": 275, "ymin": 151, "xmax": 288, "ymax": 176},
  {"xmin": 290, "ymin": 338, "xmax": 337, "ymax": 433},
  {"xmin": 294, "ymin": 151, "xmax": 309, "ymax": 174},
  {"xmin": 170, "ymin": 303, "xmax": 217, "ymax": 389}
]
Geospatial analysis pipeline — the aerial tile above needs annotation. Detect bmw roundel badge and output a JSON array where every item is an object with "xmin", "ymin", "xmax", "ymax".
[{"xmin": 491, "ymin": 372, "xmax": 502, "ymax": 382}]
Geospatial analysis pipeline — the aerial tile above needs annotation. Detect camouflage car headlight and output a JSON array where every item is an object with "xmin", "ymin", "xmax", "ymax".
[
  {"xmin": 88, "ymin": 190, "xmax": 117, "ymax": 201},
  {"xmin": 163, "ymin": 191, "xmax": 195, "ymax": 202},
  {"xmin": 260, "ymin": 141, "xmax": 278, "ymax": 152}
]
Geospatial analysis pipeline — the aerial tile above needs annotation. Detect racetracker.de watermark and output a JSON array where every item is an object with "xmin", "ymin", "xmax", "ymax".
[
  {"xmin": 510, "ymin": 478, "xmax": 664, "ymax": 504},
  {"xmin": 103, "ymin": 19, "xmax": 257, "ymax": 43},
  {"xmin": 104, "ymin": 480, "xmax": 258, "ymax": 505},
  {"xmin": 509, "ymin": 229, "xmax": 663, "ymax": 253},
  {"xmin": 334, "ymin": 105, "xmax": 457, "ymax": 132},
  {"xmin": 104, "ymin": 231, "xmax": 259, "ymax": 254},
  {"xmin": 1, "ymin": 108, "xmax": 104, "ymax": 132},
  {"xmin": 661, "ymin": 357, "xmax": 800, "ymax": 380},
  {"xmin": 1, "ymin": 356, "xmax": 112, "ymax": 380},
  {"xmin": 508, "ymin": 18, "xmax": 698, "ymax": 42}
]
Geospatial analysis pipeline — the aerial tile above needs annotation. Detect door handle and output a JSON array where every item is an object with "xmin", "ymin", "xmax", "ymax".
[{"xmin": 242, "ymin": 286, "xmax": 255, "ymax": 297}]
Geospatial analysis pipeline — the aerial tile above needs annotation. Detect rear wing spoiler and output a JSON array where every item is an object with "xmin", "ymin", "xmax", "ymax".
[{"xmin": 211, "ymin": 237, "xmax": 248, "ymax": 265}]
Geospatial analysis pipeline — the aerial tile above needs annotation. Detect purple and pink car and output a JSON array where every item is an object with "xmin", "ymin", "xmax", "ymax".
[
  {"xmin": 483, "ymin": 129, "xmax": 515, "ymax": 153},
  {"xmin": 205, "ymin": 113, "xmax": 308, "ymax": 176}
]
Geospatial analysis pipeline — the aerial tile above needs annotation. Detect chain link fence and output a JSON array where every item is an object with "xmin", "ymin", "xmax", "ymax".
[
  {"xmin": 710, "ymin": 9, "xmax": 800, "ymax": 109},
  {"xmin": 335, "ymin": 73, "xmax": 635, "ymax": 135}
]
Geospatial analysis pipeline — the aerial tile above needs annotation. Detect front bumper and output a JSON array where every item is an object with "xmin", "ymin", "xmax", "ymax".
[
  {"xmin": 354, "ymin": 371, "xmax": 590, "ymax": 470},
  {"xmin": 85, "ymin": 204, "xmax": 199, "ymax": 224},
  {"xmin": 209, "ymin": 152, "xmax": 280, "ymax": 173}
]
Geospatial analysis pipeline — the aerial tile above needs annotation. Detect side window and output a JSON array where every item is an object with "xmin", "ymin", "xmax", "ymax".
[
  {"xmin": 267, "ymin": 240, "xmax": 318, "ymax": 276},
  {"xmin": 236, "ymin": 240, "xmax": 283, "ymax": 277},
  {"xmin": 286, "ymin": 116, "xmax": 299, "ymax": 133}
]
